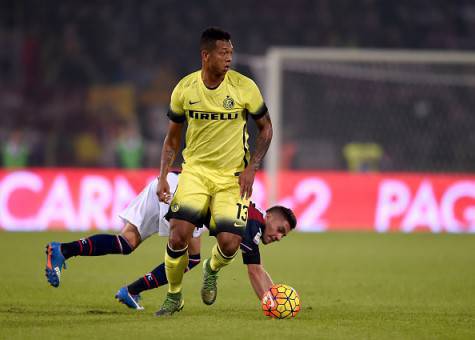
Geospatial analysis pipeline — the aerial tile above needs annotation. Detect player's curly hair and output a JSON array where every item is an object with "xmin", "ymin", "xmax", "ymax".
[
  {"xmin": 266, "ymin": 206, "xmax": 297, "ymax": 230},
  {"xmin": 200, "ymin": 27, "xmax": 231, "ymax": 51}
]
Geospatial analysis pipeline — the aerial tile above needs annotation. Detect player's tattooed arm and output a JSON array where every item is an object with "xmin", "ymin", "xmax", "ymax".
[
  {"xmin": 250, "ymin": 113, "xmax": 273, "ymax": 170},
  {"xmin": 239, "ymin": 112, "xmax": 273, "ymax": 199},
  {"xmin": 157, "ymin": 122, "xmax": 183, "ymax": 202},
  {"xmin": 163, "ymin": 148, "xmax": 175, "ymax": 168},
  {"xmin": 159, "ymin": 121, "xmax": 183, "ymax": 175}
]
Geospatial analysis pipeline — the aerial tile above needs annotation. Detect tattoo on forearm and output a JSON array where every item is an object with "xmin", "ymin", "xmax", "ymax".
[
  {"xmin": 165, "ymin": 149, "xmax": 175, "ymax": 167},
  {"xmin": 251, "ymin": 115, "xmax": 272, "ymax": 169},
  {"xmin": 160, "ymin": 146, "xmax": 176, "ymax": 173},
  {"xmin": 251, "ymin": 136, "xmax": 270, "ymax": 169}
]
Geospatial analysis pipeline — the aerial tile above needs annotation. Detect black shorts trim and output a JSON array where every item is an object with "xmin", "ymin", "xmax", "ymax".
[
  {"xmin": 212, "ymin": 223, "xmax": 245, "ymax": 237},
  {"xmin": 166, "ymin": 207, "xmax": 206, "ymax": 228}
]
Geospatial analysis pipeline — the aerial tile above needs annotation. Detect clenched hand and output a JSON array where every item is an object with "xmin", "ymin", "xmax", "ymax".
[
  {"xmin": 239, "ymin": 166, "xmax": 257, "ymax": 199},
  {"xmin": 157, "ymin": 177, "xmax": 172, "ymax": 203}
]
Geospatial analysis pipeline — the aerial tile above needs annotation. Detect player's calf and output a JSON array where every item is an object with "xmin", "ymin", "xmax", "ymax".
[
  {"xmin": 60, "ymin": 234, "xmax": 134, "ymax": 258},
  {"xmin": 125, "ymin": 254, "xmax": 201, "ymax": 298},
  {"xmin": 44, "ymin": 234, "xmax": 135, "ymax": 288}
]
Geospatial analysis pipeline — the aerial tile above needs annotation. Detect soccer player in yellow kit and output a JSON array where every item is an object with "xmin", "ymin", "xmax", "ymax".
[{"xmin": 155, "ymin": 27, "xmax": 273, "ymax": 316}]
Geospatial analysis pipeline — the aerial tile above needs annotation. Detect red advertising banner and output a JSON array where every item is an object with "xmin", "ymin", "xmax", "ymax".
[{"xmin": 0, "ymin": 169, "xmax": 474, "ymax": 233}]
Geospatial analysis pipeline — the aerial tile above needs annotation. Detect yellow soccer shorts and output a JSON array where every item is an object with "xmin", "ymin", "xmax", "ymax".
[{"xmin": 166, "ymin": 165, "xmax": 250, "ymax": 236}]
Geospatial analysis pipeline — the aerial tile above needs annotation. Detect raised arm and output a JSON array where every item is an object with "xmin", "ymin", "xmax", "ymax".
[
  {"xmin": 247, "ymin": 263, "xmax": 274, "ymax": 299},
  {"xmin": 157, "ymin": 121, "xmax": 183, "ymax": 203},
  {"xmin": 239, "ymin": 112, "xmax": 273, "ymax": 199}
]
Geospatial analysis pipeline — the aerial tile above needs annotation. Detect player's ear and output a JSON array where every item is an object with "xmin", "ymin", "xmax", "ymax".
[{"xmin": 201, "ymin": 49, "xmax": 209, "ymax": 61}]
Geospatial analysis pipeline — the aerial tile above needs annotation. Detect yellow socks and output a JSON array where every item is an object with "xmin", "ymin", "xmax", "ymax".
[
  {"xmin": 209, "ymin": 243, "xmax": 237, "ymax": 272},
  {"xmin": 165, "ymin": 243, "xmax": 189, "ymax": 293}
]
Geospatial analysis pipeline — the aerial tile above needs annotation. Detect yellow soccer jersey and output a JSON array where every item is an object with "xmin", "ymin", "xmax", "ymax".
[{"xmin": 167, "ymin": 69, "xmax": 268, "ymax": 174}]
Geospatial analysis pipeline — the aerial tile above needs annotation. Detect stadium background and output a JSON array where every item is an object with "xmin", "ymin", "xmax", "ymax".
[
  {"xmin": 0, "ymin": 1, "xmax": 474, "ymax": 339},
  {"xmin": 1, "ymin": 0, "xmax": 475, "ymax": 232}
]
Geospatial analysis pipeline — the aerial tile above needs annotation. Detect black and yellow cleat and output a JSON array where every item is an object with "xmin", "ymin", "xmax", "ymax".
[
  {"xmin": 201, "ymin": 258, "xmax": 218, "ymax": 305},
  {"xmin": 155, "ymin": 292, "xmax": 184, "ymax": 317}
]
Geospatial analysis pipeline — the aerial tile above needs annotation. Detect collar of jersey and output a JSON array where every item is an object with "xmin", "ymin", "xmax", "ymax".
[{"xmin": 199, "ymin": 70, "xmax": 227, "ymax": 95}]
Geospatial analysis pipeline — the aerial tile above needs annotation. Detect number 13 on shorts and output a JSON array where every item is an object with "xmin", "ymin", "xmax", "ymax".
[{"xmin": 234, "ymin": 197, "xmax": 250, "ymax": 228}]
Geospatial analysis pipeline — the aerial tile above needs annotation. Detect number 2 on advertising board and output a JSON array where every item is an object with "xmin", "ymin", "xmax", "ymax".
[{"xmin": 284, "ymin": 178, "xmax": 331, "ymax": 231}]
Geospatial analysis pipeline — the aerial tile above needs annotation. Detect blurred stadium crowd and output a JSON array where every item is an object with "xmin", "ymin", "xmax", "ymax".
[{"xmin": 1, "ymin": 0, "xmax": 474, "ymax": 170}]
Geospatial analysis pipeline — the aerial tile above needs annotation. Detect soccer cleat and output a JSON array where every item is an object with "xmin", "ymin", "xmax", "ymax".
[
  {"xmin": 45, "ymin": 242, "xmax": 66, "ymax": 288},
  {"xmin": 201, "ymin": 258, "xmax": 218, "ymax": 305},
  {"xmin": 155, "ymin": 292, "xmax": 184, "ymax": 317},
  {"xmin": 115, "ymin": 287, "xmax": 144, "ymax": 310}
]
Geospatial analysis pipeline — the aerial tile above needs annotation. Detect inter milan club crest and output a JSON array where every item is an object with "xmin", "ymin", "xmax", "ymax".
[{"xmin": 223, "ymin": 96, "xmax": 235, "ymax": 110}]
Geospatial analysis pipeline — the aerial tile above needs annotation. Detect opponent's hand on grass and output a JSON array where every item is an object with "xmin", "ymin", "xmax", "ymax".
[{"xmin": 261, "ymin": 290, "xmax": 275, "ymax": 309}]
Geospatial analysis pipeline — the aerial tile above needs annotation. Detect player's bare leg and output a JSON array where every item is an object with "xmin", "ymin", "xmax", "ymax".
[
  {"xmin": 201, "ymin": 232, "xmax": 241, "ymax": 305},
  {"xmin": 119, "ymin": 223, "xmax": 142, "ymax": 249}
]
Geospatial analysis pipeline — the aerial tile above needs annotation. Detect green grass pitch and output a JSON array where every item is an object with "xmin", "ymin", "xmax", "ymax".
[{"xmin": 0, "ymin": 231, "xmax": 474, "ymax": 339}]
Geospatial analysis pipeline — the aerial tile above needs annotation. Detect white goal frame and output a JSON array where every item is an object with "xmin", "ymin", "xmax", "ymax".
[{"xmin": 238, "ymin": 48, "xmax": 475, "ymax": 206}]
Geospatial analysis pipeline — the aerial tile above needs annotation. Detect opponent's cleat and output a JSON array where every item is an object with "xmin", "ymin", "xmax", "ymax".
[
  {"xmin": 201, "ymin": 258, "xmax": 218, "ymax": 305},
  {"xmin": 45, "ymin": 242, "xmax": 66, "ymax": 288},
  {"xmin": 155, "ymin": 292, "xmax": 184, "ymax": 317},
  {"xmin": 115, "ymin": 287, "xmax": 144, "ymax": 310}
]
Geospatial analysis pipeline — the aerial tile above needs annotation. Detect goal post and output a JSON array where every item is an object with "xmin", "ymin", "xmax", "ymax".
[{"xmin": 237, "ymin": 48, "xmax": 475, "ymax": 206}]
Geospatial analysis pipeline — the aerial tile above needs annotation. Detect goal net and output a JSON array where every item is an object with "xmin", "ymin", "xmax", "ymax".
[{"xmin": 236, "ymin": 48, "xmax": 475, "ymax": 203}]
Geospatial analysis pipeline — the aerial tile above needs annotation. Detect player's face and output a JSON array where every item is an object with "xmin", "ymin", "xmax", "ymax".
[
  {"xmin": 262, "ymin": 212, "xmax": 291, "ymax": 245},
  {"xmin": 206, "ymin": 39, "xmax": 233, "ymax": 75}
]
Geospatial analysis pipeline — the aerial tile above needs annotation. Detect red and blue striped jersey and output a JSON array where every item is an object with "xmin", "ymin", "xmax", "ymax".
[{"xmin": 240, "ymin": 204, "xmax": 265, "ymax": 265}]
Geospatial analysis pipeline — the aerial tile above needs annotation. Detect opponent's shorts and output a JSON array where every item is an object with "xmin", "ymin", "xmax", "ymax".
[
  {"xmin": 166, "ymin": 164, "xmax": 250, "ymax": 236},
  {"xmin": 119, "ymin": 173, "xmax": 204, "ymax": 241}
]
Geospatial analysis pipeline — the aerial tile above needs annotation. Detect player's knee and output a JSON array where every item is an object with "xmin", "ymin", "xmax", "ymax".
[
  {"xmin": 120, "ymin": 223, "xmax": 142, "ymax": 251},
  {"xmin": 119, "ymin": 234, "xmax": 139, "ymax": 253},
  {"xmin": 168, "ymin": 228, "xmax": 189, "ymax": 250},
  {"xmin": 220, "ymin": 246, "xmax": 238, "ymax": 257},
  {"xmin": 168, "ymin": 237, "xmax": 188, "ymax": 250},
  {"xmin": 217, "ymin": 233, "xmax": 241, "ymax": 257},
  {"xmin": 117, "ymin": 235, "xmax": 134, "ymax": 255},
  {"xmin": 218, "ymin": 240, "xmax": 240, "ymax": 257},
  {"xmin": 168, "ymin": 226, "xmax": 191, "ymax": 250}
]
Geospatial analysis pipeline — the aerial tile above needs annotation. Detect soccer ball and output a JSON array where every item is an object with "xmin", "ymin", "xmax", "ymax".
[{"xmin": 261, "ymin": 284, "xmax": 300, "ymax": 319}]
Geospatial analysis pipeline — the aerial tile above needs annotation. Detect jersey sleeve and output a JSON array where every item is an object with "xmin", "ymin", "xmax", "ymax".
[
  {"xmin": 241, "ymin": 247, "xmax": 261, "ymax": 265},
  {"xmin": 167, "ymin": 82, "xmax": 186, "ymax": 123},
  {"xmin": 244, "ymin": 80, "xmax": 268, "ymax": 120}
]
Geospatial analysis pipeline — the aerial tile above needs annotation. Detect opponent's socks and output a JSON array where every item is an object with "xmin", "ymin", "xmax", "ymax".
[
  {"xmin": 60, "ymin": 234, "xmax": 133, "ymax": 260},
  {"xmin": 185, "ymin": 253, "xmax": 202, "ymax": 272},
  {"xmin": 127, "ymin": 254, "xmax": 201, "ymax": 295},
  {"xmin": 209, "ymin": 243, "xmax": 237, "ymax": 272},
  {"xmin": 164, "ymin": 243, "xmax": 189, "ymax": 294}
]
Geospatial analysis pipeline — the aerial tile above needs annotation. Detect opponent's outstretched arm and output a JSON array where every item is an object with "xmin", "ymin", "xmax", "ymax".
[{"xmin": 247, "ymin": 263, "xmax": 273, "ymax": 299}]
